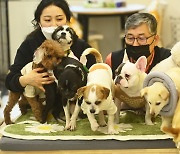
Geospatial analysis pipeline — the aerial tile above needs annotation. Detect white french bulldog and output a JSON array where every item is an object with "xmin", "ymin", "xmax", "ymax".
[{"xmin": 114, "ymin": 56, "xmax": 153, "ymax": 125}]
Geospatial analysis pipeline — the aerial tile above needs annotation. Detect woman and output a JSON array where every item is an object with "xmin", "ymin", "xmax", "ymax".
[{"xmin": 6, "ymin": 0, "xmax": 95, "ymax": 92}]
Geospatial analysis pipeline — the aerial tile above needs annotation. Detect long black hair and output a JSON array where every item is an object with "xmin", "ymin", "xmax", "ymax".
[
  {"xmin": 26, "ymin": 0, "xmax": 72, "ymax": 39},
  {"xmin": 32, "ymin": 0, "xmax": 71, "ymax": 28}
]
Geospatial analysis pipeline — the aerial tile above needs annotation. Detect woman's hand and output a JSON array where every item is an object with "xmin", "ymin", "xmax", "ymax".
[{"xmin": 19, "ymin": 68, "xmax": 55, "ymax": 92}]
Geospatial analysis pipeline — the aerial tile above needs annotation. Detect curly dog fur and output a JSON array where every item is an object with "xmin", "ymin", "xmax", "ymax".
[{"xmin": 4, "ymin": 40, "xmax": 65, "ymax": 125}]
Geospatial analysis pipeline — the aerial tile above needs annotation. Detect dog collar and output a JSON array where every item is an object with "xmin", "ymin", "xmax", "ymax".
[
  {"xmin": 83, "ymin": 65, "xmax": 89, "ymax": 73},
  {"xmin": 143, "ymin": 71, "xmax": 179, "ymax": 117}
]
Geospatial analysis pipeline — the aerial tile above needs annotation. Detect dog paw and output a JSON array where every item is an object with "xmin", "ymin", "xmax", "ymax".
[
  {"xmin": 145, "ymin": 120, "xmax": 154, "ymax": 125},
  {"xmin": 91, "ymin": 123, "xmax": 99, "ymax": 131},
  {"xmin": 108, "ymin": 128, "xmax": 119, "ymax": 135},
  {"xmin": 5, "ymin": 121, "xmax": 14, "ymax": 125},
  {"xmin": 68, "ymin": 120, "xmax": 76, "ymax": 131}
]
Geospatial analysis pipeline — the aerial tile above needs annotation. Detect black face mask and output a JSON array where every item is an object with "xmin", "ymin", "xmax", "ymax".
[{"xmin": 125, "ymin": 43, "xmax": 151, "ymax": 61}]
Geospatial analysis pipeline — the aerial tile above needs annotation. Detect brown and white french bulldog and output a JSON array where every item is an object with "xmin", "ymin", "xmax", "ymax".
[{"xmin": 114, "ymin": 56, "xmax": 153, "ymax": 125}]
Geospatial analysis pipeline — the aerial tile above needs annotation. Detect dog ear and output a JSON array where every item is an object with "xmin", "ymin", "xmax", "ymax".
[
  {"xmin": 69, "ymin": 27, "xmax": 78, "ymax": 41},
  {"xmin": 135, "ymin": 56, "xmax": 147, "ymax": 72},
  {"xmin": 33, "ymin": 48, "xmax": 44, "ymax": 64},
  {"xmin": 115, "ymin": 63, "xmax": 125, "ymax": 76},
  {"xmin": 140, "ymin": 87, "xmax": 148, "ymax": 97},
  {"xmin": 159, "ymin": 89, "xmax": 169, "ymax": 101},
  {"xmin": 52, "ymin": 26, "xmax": 61, "ymax": 41},
  {"xmin": 77, "ymin": 86, "xmax": 86, "ymax": 98},
  {"xmin": 102, "ymin": 87, "xmax": 110, "ymax": 99},
  {"xmin": 53, "ymin": 65, "xmax": 64, "ymax": 78}
]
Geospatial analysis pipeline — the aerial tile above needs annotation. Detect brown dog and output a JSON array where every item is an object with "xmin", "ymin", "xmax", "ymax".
[{"xmin": 4, "ymin": 40, "xmax": 65, "ymax": 125}]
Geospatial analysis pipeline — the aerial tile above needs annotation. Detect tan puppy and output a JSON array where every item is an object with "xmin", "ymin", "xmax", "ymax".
[
  {"xmin": 141, "ymin": 67, "xmax": 180, "ymax": 136},
  {"xmin": 77, "ymin": 63, "xmax": 117, "ymax": 134}
]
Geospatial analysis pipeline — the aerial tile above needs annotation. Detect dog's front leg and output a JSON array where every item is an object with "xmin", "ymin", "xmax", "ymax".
[
  {"xmin": 114, "ymin": 98, "xmax": 122, "ymax": 124},
  {"xmin": 86, "ymin": 112, "xmax": 99, "ymax": 131},
  {"xmin": 161, "ymin": 116, "xmax": 172, "ymax": 132},
  {"xmin": 107, "ymin": 114, "xmax": 118, "ymax": 134},
  {"xmin": 145, "ymin": 104, "xmax": 154, "ymax": 125},
  {"xmin": 63, "ymin": 104, "xmax": 70, "ymax": 130},
  {"xmin": 98, "ymin": 111, "xmax": 106, "ymax": 127},
  {"xmin": 69, "ymin": 100, "xmax": 80, "ymax": 131}
]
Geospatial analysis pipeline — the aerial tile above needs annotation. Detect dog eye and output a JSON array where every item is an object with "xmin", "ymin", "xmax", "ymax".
[
  {"xmin": 86, "ymin": 101, "xmax": 91, "ymax": 105},
  {"xmin": 66, "ymin": 28, "xmax": 70, "ymax": 32},
  {"xmin": 125, "ymin": 74, "xmax": 130, "ymax": 79},
  {"xmin": 156, "ymin": 102, "xmax": 161, "ymax": 106},
  {"xmin": 95, "ymin": 101, "xmax": 101, "ymax": 105},
  {"xmin": 148, "ymin": 101, "xmax": 151, "ymax": 105}
]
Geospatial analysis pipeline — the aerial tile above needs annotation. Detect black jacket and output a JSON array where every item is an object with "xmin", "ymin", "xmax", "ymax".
[
  {"xmin": 111, "ymin": 46, "xmax": 171, "ymax": 78},
  {"xmin": 6, "ymin": 29, "xmax": 95, "ymax": 92}
]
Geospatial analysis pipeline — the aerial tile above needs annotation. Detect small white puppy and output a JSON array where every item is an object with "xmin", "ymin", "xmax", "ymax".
[
  {"xmin": 152, "ymin": 41, "xmax": 180, "ymax": 72},
  {"xmin": 77, "ymin": 63, "xmax": 117, "ymax": 134},
  {"xmin": 141, "ymin": 67, "xmax": 180, "ymax": 133},
  {"xmin": 114, "ymin": 56, "xmax": 153, "ymax": 125}
]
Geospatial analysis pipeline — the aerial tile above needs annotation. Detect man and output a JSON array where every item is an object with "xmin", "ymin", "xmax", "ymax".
[{"xmin": 105, "ymin": 13, "xmax": 171, "ymax": 78}]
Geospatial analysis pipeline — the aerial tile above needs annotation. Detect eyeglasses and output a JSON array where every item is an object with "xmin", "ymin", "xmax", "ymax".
[{"xmin": 125, "ymin": 34, "xmax": 155, "ymax": 45}]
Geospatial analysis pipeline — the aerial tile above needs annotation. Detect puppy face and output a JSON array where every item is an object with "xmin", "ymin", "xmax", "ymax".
[
  {"xmin": 52, "ymin": 25, "xmax": 78, "ymax": 50},
  {"xmin": 54, "ymin": 58, "xmax": 88, "ymax": 100},
  {"xmin": 77, "ymin": 84, "xmax": 110, "ymax": 114},
  {"xmin": 57, "ymin": 68, "xmax": 85, "ymax": 99},
  {"xmin": 33, "ymin": 40, "xmax": 65, "ymax": 70},
  {"xmin": 114, "ymin": 56, "xmax": 147, "ymax": 90},
  {"xmin": 141, "ymin": 82, "xmax": 169, "ymax": 117}
]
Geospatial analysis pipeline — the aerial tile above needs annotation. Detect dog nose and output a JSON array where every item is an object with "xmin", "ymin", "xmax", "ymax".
[
  {"xmin": 90, "ymin": 109, "xmax": 95, "ymax": 114},
  {"xmin": 115, "ymin": 76, "xmax": 123, "ymax": 84},
  {"xmin": 61, "ymin": 32, "xmax": 66, "ymax": 36}
]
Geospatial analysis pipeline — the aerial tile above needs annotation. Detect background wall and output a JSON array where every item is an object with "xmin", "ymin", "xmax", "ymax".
[
  {"xmin": 69, "ymin": 0, "xmax": 151, "ymax": 60},
  {"xmin": 0, "ymin": 0, "xmax": 9, "ymax": 82}
]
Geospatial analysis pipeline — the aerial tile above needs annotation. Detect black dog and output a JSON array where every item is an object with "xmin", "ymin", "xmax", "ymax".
[{"xmin": 53, "ymin": 57, "xmax": 88, "ymax": 130}]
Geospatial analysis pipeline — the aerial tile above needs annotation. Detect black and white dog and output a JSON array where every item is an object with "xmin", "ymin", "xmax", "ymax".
[
  {"xmin": 52, "ymin": 25, "xmax": 79, "ymax": 60},
  {"xmin": 53, "ymin": 57, "xmax": 88, "ymax": 130}
]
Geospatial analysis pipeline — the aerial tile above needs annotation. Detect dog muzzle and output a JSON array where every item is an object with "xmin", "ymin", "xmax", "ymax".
[{"xmin": 143, "ymin": 71, "xmax": 179, "ymax": 117}]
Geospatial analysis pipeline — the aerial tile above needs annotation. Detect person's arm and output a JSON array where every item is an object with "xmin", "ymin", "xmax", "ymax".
[{"xmin": 5, "ymin": 40, "xmax": 34, "ymax": 92}]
